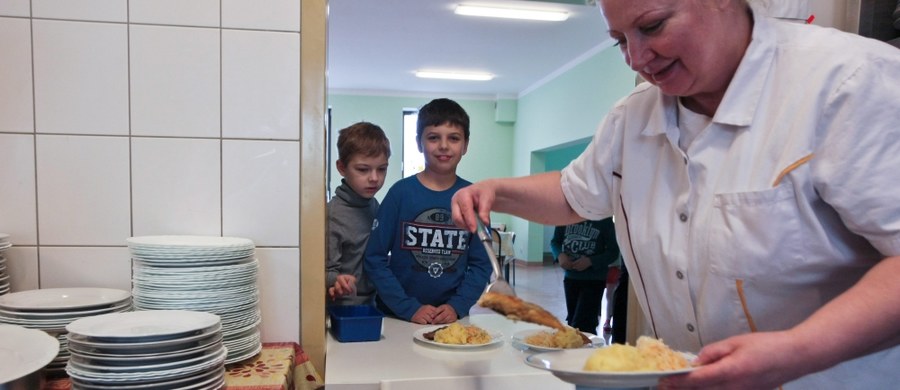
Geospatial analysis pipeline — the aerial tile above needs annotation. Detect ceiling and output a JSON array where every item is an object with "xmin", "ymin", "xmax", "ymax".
[{"xmin": 326, "ymin": 0, "xmax": 613, "ymax": 98}]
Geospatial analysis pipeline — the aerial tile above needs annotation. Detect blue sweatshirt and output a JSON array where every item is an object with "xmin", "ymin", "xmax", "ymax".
[{"xmin": 364, "ymin": 175, "xmax": 492, "ymax": 321}]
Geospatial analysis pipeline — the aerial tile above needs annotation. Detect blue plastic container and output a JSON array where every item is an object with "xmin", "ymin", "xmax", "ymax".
[{"xmin": 328, "ymin": 305, "xmax": 383, "ymax": 342}]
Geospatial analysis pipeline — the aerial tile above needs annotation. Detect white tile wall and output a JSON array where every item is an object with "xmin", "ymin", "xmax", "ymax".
[
  {"xmin": 0, "ymin": 17, "xmax": 34, "ymax": 133},
  {"xmin": 222, "ymin": 29, "xmax": 300, "ymax": 140},
  {"xmin": 33, "ymin": 0, "xmax": 127, "ymax": 23},
  {"xmin": 131, "ymin": 137, "xmax": 221, "ymax": 237},
  {"xmin": 3, "ymin": 247, "xmax": 38, "ymax": 291},
  {"xmin": 33, "ymin": 20, "xmax": 129, "ymax": 135},
  {"xmin": 0, "ymin": 134, "xmax": 37, "ymax": 245},
  {"xmin": 222, "ymin": 0, "xmax": 301, "ymax": 32},
  {"xmin": 39, "ymin": 246, "xmax": 131, "ymax": 290},
  {"xmin": 0, "ymin": 0, "xmax": 303, "ymax": 345},
  {"xmin": 130, "ymin": 25, "xmax": 220, "ymax": 138},
  {"xmin": 0, "ymin": 0, "xmax": 30, "ymax": 17},
  {"xmin": 222, "ymin": 140, "xmax": 300, "ymax": 247},
  {"xmin": 256, "ymin": 248, "xmax": 300, "ymax": 342},
  {"xmin": 129, "ymin": 0, "xmax": 219, "ymax": 27},
  {"xmin": 36, "ymin": 135, "xmax": 131, "ymax": 245}
]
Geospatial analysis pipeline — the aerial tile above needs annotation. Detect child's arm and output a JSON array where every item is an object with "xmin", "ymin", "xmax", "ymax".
[{"xmin": 363, "ymin": 190, "xmax": 422, "ymax": 321}]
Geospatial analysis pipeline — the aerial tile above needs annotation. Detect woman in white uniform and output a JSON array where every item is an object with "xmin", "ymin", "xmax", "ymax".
[{"xmin": 451, "ymin": 0, "xmax": 900, "ymax": 388}]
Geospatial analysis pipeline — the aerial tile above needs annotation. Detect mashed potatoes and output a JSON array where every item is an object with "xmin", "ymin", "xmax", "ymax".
[
  {"xmin": 523, "ymin": 327, "xmax": 585, "ymax": 349},
  {"xmin": 433, "ymin": 322, "xmax": 492, "ymax": 345},
  {"xmin": 583, "ymin": 336, "xmax": 689, "ymax": 372}
]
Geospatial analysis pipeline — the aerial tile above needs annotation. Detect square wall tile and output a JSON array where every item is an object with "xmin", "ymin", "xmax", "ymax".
[
  {"xmin": 0, "ymin": 18, "xmax": 34, "ymax": 133},
  {"xmin": 222, "ymin": 0, "xmax": 300, "ymax": 32},
  {"xmin": 0, "ymin": 0, "xmax": 29, "ymax": 17},
  {"xmin": 130, "ymin": 25, "xmax": 220, "ymax": 138},
  {"xmin": 38, "ymin": 246, "xmax": 131, "ymax": 291},
  {"xmin": 256, "ymin": 248, "xmax": 299, "ymax": 343},
  {"xmin": 0, "ymin": 134, "xmax": 37, "ymax": 245},
  {"xmin": 3, "ymin": 246, "xmax": 38, "ymax": 292},
  {"xmin": 222, "ymin": 140, "xmax": 299, "ymax": 246},
  {"xmin": 32, "ymin": 20, "xmax": 129, "ymax": 135},
  {"xmin": 36, "ymin": 135, "xmax": 130, "ymax": 246},
  {"xmin": 129, "ymin": 0, "xmax": 219, "ymax": 28},
  {"xmin": 132, "ymin": 137, "xmax": 221, "ymax": 237},
  {"xmin": 33, "ymin": 0, "xmax": 127, "ymax": 23},
  {"xmin": 222, "ymin": 30, "xmax": 300, "ymax": 140}
]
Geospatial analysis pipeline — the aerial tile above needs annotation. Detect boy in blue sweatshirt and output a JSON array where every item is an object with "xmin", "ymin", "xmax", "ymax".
[{"xmin": 364, "ymin": 98, "xmax": 491, "ymax": 324}]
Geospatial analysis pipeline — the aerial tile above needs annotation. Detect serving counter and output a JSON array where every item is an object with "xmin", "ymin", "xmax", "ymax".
[{"xmin": 324, "ymin": 312, "xmax": 576, "ymax": 390}]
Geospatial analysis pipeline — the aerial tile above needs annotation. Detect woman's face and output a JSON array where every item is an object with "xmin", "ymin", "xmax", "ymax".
[{"xmin": 600, "ymin": 0, "xmax": 747, "ymax": 103}]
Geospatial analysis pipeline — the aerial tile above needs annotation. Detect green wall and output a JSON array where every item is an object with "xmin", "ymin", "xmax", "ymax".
[{"xmin": 512, "ymin": 46, "xmax": 635, "ymax": 262}]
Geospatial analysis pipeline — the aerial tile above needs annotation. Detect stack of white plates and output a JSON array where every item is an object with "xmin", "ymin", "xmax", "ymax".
[
  {"xmin": 0, "ymin": 288, "xmax": 132, "ymax": 378},
  {"xmin": 65, "ymin": 310, "xmax": 226, "ymax": 389},
  {"xmin": 0, "ymin": 233, "xmax": 11, "ymax": 295},
  {"xmin": 127, "ymin": 235, "xmax": 262, "ymax": 364}
]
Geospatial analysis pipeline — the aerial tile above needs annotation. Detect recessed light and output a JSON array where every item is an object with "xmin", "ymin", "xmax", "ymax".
[
  {"xmin": 454, "ymin": 4, "xmax": 569, "ymax": 22},
  {"xmin": 415, "ymin": 71, "xmax": 494, "ymax": 81}
]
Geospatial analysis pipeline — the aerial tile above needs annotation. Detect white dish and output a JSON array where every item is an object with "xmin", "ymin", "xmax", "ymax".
[
  {"xmin": 413, "ymin": 325, "xmax": 503, "ymax": 349},
  {"xmin": 127, "ymin": 235, "xmax": 253, "ymax": 247},
  {"xmin": 524, "ymin": 348, "xmax": 697, "ymax": 388},
  {"xmin": 0, "ymin": 288, "xmax": 131, "ymax": 311},
  {"xmin": 511, "ymin": 329, "xmax": 602, "ymax": 352},
  {"xmin": 66, "ymin": 310, "xmax": 220, "ymax": 342},
  {"xmin": 0, "ymin": 324, "xmax": 60, "ymax": 383}
]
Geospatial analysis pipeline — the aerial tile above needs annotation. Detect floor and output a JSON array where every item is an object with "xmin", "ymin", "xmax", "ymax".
[{"xmin": 472, "ymin": 262, "xmax": 613, "ymax": 338}]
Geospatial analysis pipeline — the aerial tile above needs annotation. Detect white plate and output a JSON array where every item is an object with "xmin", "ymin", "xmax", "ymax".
[
  {"xmin": 413, "ymin": 325, "xmax": 503, "ymax": 349},
  {"xmin": 511, "ymin": 329, "xmax": 602, "ymax": 352},
  {"xmin": 127, "ymin": 235, "xmax": 254, "ymax": 251},
  {"xmin": 67, "ymin": 310, "xmax": 220, "ymax": 342},
  {"xmin": 0, "ymin": 324, "xmax": 60, "ymax": 383},
  {"xmin": 524, "ymin": 348, "xmax": 697, "ymax": 388},
  {"xmin": 0, "ymin": 288, "xmax": 131, "ymax": 311}
]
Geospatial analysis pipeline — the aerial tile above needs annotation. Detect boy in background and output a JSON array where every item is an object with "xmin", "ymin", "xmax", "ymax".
[
  {"xmin": 550, "ymin": 217, "xmax": 620, "ymax": 334},
  {"xmin": 364, "ymin": 98, "xmax": 491, "ymax": 324},
  {"xmin": 327, "ymin": 122, "xmax": 391, "ymax": 306}
]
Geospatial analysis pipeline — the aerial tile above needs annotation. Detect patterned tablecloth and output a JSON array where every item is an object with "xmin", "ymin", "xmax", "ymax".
[{"xmin": 43, "ymin": 342, "xmax": 323, "ymax": 390}]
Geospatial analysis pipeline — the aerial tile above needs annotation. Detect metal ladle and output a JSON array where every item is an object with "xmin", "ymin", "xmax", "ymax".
[{"xmin": 475, "ymin": 218, "xmax": 516, "ymax": 297}]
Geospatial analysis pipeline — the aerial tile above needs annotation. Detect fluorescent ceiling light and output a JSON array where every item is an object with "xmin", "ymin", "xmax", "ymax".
[
  {"xmin": 455, "ymin": 4, "xmax": 569, "ymax": 22},
  {"xmin": 415, "ymin": 71, "xmax": 494, "ymax": 81}
]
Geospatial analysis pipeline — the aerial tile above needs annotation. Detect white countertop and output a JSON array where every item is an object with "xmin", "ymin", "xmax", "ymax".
[{"xmin": 324, "ymin": 312, "xmax": 576, "ymax": 390}]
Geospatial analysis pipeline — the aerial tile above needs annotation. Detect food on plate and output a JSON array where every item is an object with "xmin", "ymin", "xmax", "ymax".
[
  {"xmin": 583, "ymin": 336, "xmax": 690, "ymax": 372},
  {"xmin": 478, "ymin": 292, "xmax": 565, "ymax": 330},
  {"xmin": 524, "ymin": 327, "xmax": 588, "ymax": 349},
  {"xmin": 422, "ymin": 326, "xmax": 447, "ymax": 341},
  {"xmin": 431, "ymin": 322, "xmax": 492, "ymax": 345}
]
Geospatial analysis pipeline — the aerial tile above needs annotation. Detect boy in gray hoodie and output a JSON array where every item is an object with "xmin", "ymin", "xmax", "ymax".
[{"xmin": 326, "ymin": 122, "xmax": 391, "ymax": 305}]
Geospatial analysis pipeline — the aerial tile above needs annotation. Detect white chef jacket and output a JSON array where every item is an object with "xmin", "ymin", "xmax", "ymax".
[{"xmin": 561, "ymin": 4, "xmax": 900, "ymax": 389}]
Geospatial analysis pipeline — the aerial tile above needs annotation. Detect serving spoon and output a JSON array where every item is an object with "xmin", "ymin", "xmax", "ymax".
[{"xmin": 475, "ymin": 218, "xmax": 516, "ymax": 297}]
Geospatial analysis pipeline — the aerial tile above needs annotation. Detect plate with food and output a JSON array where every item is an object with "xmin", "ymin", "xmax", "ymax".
[
  {"xmin": 413, "ymin": 322, "xmax": 503, "ymax": 349},
  {"xmin": 524, "ymin": 336, "xmax": 697, "ymax": 388},
  {"xmin": 512, "ymin": 328, "xmax": 602, "ymax": 352}
]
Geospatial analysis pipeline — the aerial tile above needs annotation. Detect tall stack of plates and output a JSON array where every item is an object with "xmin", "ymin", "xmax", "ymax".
[
  {"xmin": 65, "ymin": 310, "xmax": 226, "ymax": 389},
  {"xmin": 0, "ymin": 287, "xmax": 132, "ymax": 378},
  {"xmin": 0, "ymin": 233, "xmax": 11, "ymax": 295},
  {"xmin": 127, "ymin": 235, "xmax": 261, "ymax": 364}
]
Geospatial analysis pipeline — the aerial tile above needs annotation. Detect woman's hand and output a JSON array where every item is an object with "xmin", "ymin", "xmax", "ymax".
[
  {"xmin": 451, "ymin": 181, "xmax": 497, "ymax": 233},
  {"xmin": 659, "ymin": 331, "xmax": 804, "ymax": 390}
]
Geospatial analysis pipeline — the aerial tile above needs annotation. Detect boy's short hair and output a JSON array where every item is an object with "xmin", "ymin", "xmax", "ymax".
[
  {"xmin": 416, "ymin": 98, "xmax": 470, "ymax": 141},
  {"xmin": 336, "ymin": 122, "xmax": 392, "ymax": 163}
]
